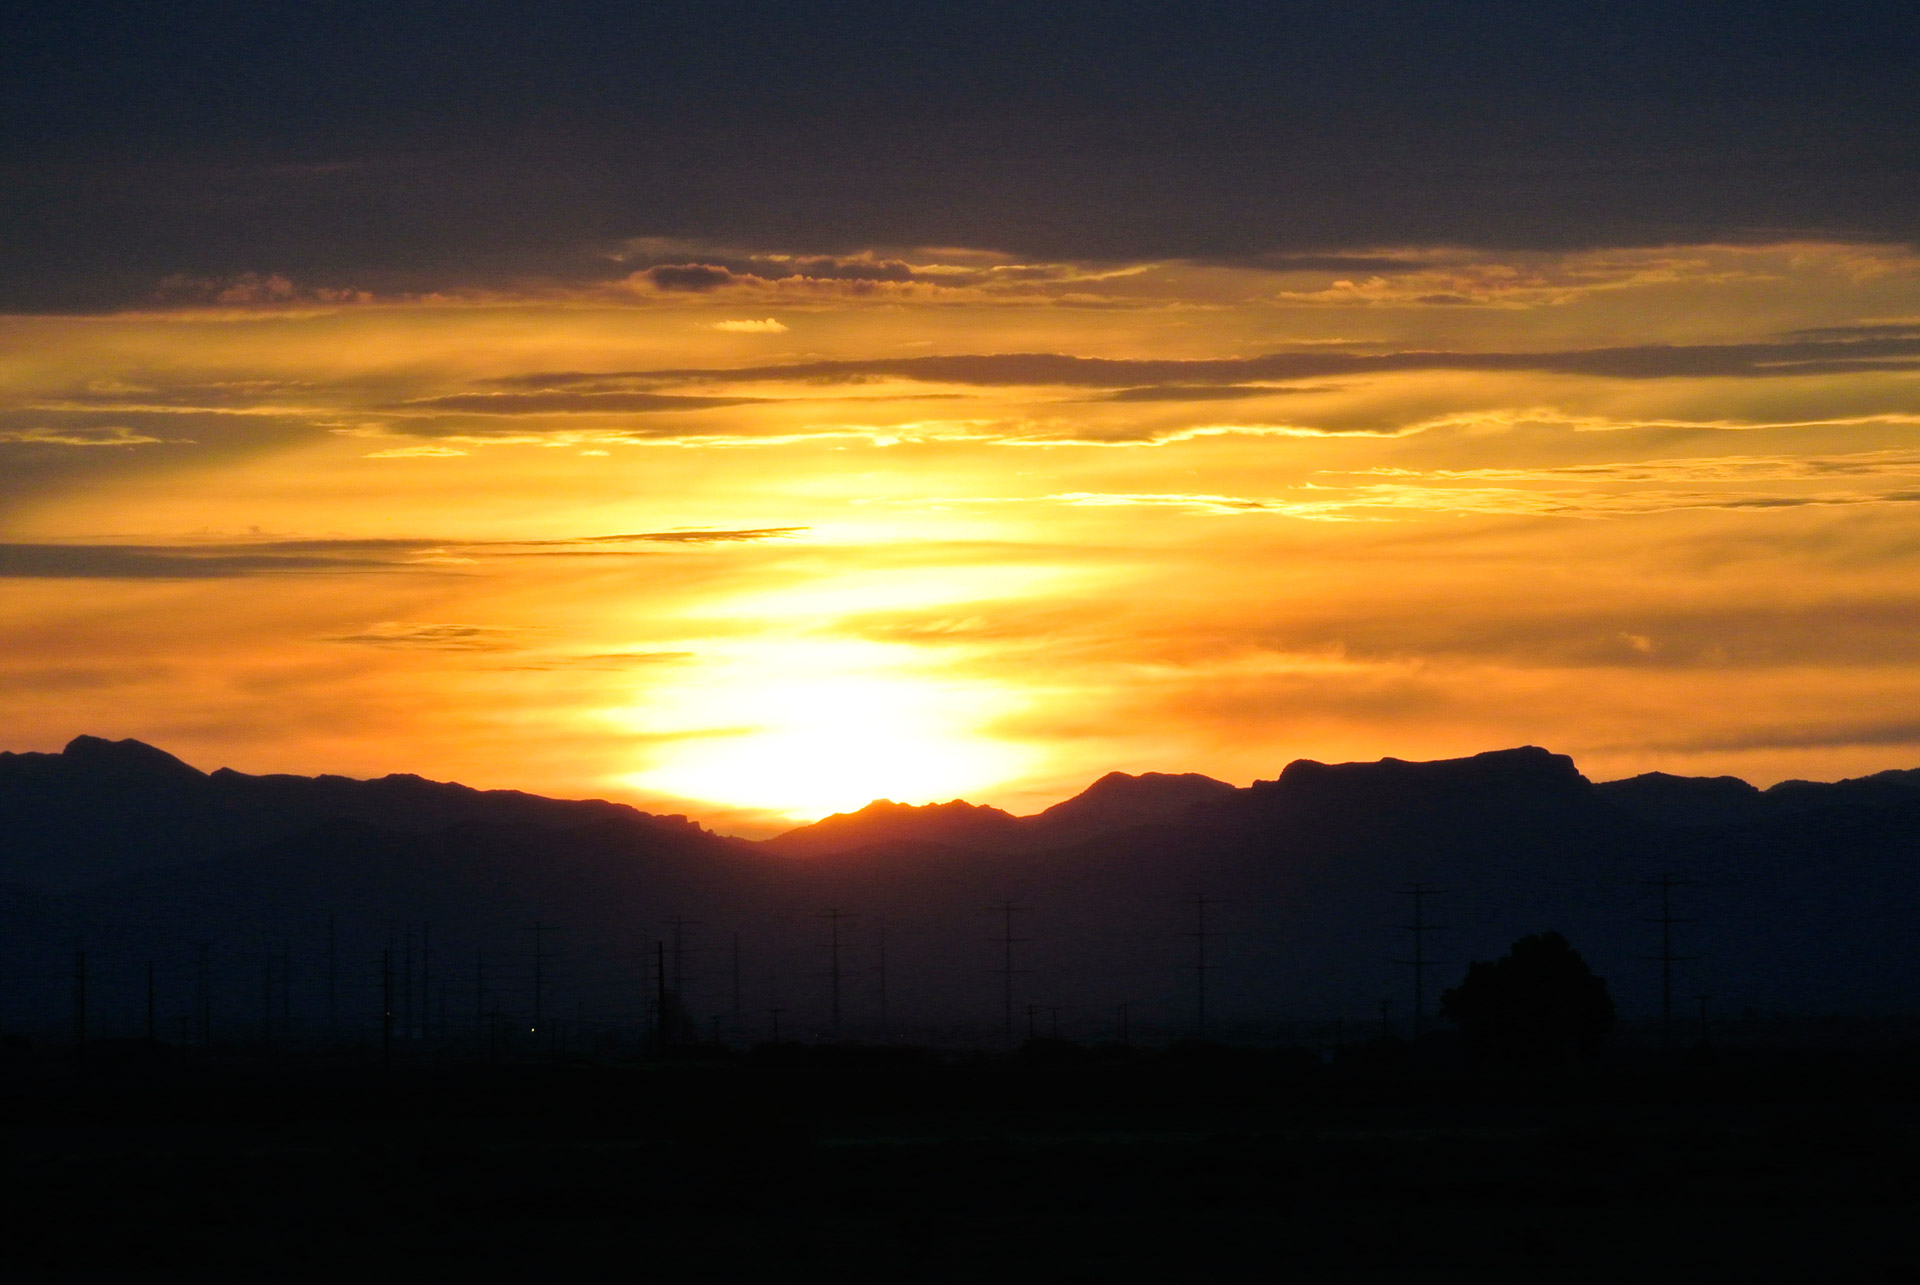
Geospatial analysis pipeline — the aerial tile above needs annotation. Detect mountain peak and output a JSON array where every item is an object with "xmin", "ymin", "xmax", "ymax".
[
  {"xmin": 762, "ymin": 796, "xmax": 1021, "ymax": 857},
  {"xmin": 61, "ymin": 734, "xmax": 207, "ymax": 783},
  {"xmin": 1267, "ymin": 745, "xmax": 1585, "ymax": 791},
  {"xmin": 1032, "ymin": 770, "xmax": 1236, "ymax": 830}
]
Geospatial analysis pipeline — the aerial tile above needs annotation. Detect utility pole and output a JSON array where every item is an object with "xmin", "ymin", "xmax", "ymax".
[
  {"xmin": 818, "ymin": 908, "xmax": 853, "ymax": 1039},
  {"xmin": 1187, "ymin": 893, "xmax": 1221, "ymax": 1040},
  {"xmin": 989, "ymin": 901, "xmax": 1029, "ymax": 1046},
  {"xmin": 327, "ymin": 916, "xmax": 337, "ymax": 1037},
  {"xmin": 280, "ymin": 941, "xmax": 291, "ymax": 1037},
  {"xmin": 529, "ymin": 921, "xmax": 550, "ymax": 1038},
  {"xmin": 1378, "ymin": 997, "xmax": 1393, "ymax": 1042},
  {"xmin": 1645, "ymin": 874, "xmax": 1696, "ymax": 1048},
  {"xmin": 1117, "ymin": 1001, "xmax": 1132, "ymax": 1047},
  {"xmin": 1397, "ymin": 883, "xmax": 1444, "ymax": 1040},
  {"xmin": 731, "ymin": 933, "xmax": 743, "ymax": 1038},
  {"xmin": 663, "ymin": 915, "xmax": 697, "ymax": 1037},
  {"xmin": 261, "ymin": 950, "xmax": 278, "ymax": 1040},
  {"xmin": 1025, "ymin": 1003, "xmax": 1038, "ymax": 1040},
  {"xmin": 655, "ymin": 939, "xmax": 670, "ymax": 1050},
  {"xmin": 402, "ymin": 924, "xmax": 413, "ymax": 1042},
  {"xmin": 196, "ymin": 943, "xmax": 211, "ymax": 1048},
  {"xmin": 875, "ymin": 924, "xmax": 889, "ymax": 1038},
  {"xmin": 420, "ymin": 923, "xmax": 432, "ymax": 1043},
  {"xmin": 380, "ymin": 946, "xmax": 394, "ymax": 1069},
  {"xmin": 474, "ymin": 949, "xmax": 487, "ymax": 1048},
  {"xmin": 146, "ymin": 959, "xmax": 156, "ymax": 1043},
  {"xmin": 72, "ymin": 944, "xmax": 86, "ymax": 1049}
]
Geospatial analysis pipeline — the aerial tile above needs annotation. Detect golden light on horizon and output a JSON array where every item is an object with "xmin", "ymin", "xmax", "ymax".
[
  {"xmin": 7, "ymin": 240, "xmax": 1920, "ymax": 830},
  {"xmin": 611, "ymin": 639, "xmax": 1039, "ymax": 819}
]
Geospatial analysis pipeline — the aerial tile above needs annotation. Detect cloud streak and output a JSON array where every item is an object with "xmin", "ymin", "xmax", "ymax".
[
  {"xmin": 503, "ymin": 330, "xmax": 1920, "ymax": 393},
  {"xmin": 0, "ymin": 528, "xmax": 805, "ymax": 579}
]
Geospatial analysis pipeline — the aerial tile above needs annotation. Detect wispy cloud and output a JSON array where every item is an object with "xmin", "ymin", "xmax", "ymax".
[
  {"xmin": 499, "ymin": 330, "xmax": 1920, "ymax": 394},
  {"xmin": 325, "ymin": 623, "xmax": 524, "ymax": 650},
  {"xmin": 0, "ymin": 528, "xmax": 805, "ymax": 579},
  {"xmin": 391, "ymin": 392, "xmax": 769, "ymax": 415},
  {"xmin": 0, "ymin": 427, "xmax": 170, "ymax": 447},
  {"xmin": 1343, "ymin": 448, "xmax": 1920, "ymax": 484}
]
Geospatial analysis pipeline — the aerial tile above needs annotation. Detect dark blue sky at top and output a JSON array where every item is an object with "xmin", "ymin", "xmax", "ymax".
[{"xmin": 5, "ymin": 0, "xmax": 1919, "ymax": 308}]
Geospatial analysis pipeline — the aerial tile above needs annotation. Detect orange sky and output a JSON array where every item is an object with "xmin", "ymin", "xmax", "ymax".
[{"xmin": 6, "ymin": 240, "xmax": 1920, "ymax": 833}]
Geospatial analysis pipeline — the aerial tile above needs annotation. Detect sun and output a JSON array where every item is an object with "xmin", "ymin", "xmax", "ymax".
[{"xmin": 612, "ymin": 640, "xmax": 1036, "ymax": 820}]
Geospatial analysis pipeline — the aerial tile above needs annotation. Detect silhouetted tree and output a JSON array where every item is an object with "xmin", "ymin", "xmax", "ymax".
[{"xmin": 1440, "ymin": 932, "xmax": 1614, "ymax": 1069}]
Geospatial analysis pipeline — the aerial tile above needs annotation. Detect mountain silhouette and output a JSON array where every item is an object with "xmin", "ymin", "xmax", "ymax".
[
  {"xmin": 762, "ymin": 770, "xmax": 1236, "ymax": 857},
  {"xmin": 4, "ymin": 736, "xmax": 1920, "ymax": 1040},
  {"xmin": 1597, "ymin": 764, "xmax": 1920, "ymax": 826},
  {"xmin": 0, "ymin": 735, "xmax": 706, "ymax": 892}
]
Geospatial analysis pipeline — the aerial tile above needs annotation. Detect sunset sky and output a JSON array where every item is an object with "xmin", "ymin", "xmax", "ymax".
[{"xmin": 7, "ymin": 2, "xmax": 1920, "ymax": 832}]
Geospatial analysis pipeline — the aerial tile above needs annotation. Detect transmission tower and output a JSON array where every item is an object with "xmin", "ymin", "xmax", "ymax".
[
  {"xmin": 875, "ymin": 924, "xmax": 889, "ymax": 1038},
  {"xmin": 1186, "ymin": 893, "xmax": 1221, "ymax": 1039},
  {"xmin": 1396, "ymin": 882, "xmax": 1446, "ymax": 1039},
  {"xmin": 663, "ymin": 914, "xmax": 699, "ymax": 1031},
  {"xmin": 817, "ymin": 908, "xmax": 855, "ymax": 1038},
  {"xmin": 1645, "ymin": 873, "xmax": 1697, "ymax": 1047},
  {"xmin": 989, "ymin": 901, "xmax": 1030, "ymax": 1046}
]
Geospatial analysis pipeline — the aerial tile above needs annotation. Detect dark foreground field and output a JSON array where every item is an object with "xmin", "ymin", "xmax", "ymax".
[{"xmin": 6, "ymin": 1045, "xmax": 1920, "ymax": 1282}]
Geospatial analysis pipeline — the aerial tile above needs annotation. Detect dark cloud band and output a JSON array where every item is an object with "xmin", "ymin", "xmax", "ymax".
[{"xmin": 0, "ymin": 528, "xmax": 804, "ymax": 579}]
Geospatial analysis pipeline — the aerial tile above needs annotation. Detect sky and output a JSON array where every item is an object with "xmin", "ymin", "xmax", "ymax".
[{"xmin": 6, "ymin": 2, "xmax": 1920, "ymax": 832}]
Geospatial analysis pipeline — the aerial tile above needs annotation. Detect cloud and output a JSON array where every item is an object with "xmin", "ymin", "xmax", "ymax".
[
  {"xmin": 363, "ymin": 444, "xmax": 468, "ymax": 458},
  {"xmin": 1097, "ymin": 385, "xmax": 1309, "ymax": 403},
  {"xmin": 392, "ymin": 392, "xmax": 768, "ymax": 415},
  {"xmin": 1343, "ymin": 448, "xmax": 1920, "ymax": 485},
  {"xmin": 0, "ymin": 426, "xmax": 168, "ymax": 447},
  {"xmin": 151, "ymin": 272, "xmax": 375, "ymax": 308},
  {"xmin": 0, "ymin": 528, "xmax": 805, "ymax": 579},
  {"xmin": 711, "ymin": 318, "xmax": 788, "ymax": 333},
  {"xmin": 325, "ymin": 623, "xmax": 523, "ymax": 651},
  {"xmin": 889, "ymin": 483, "xmax": 1920, "ymax": 524},
  {"xmin": 0, "ymin": 542, "xmax": 409, "ymax": 579},
  {"xmin": 644, "ymin": 264, "xmax": 738, "ymax": 292},
  {"xmin": 1651, "ymin": 720, "xmax": 1920, "ymax": 753},
  {"xmin": 502, "ymin": 650, "xmax": 697, "ymax": 671},
  {"xmin": 512, "ymin": 330, "xmax": 1920, "ymax": 395}
]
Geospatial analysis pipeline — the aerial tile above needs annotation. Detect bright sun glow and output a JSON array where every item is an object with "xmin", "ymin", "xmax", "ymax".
[{"xmin": 612, "ymin": 640, "xmax": 1036, "ymax": 819}]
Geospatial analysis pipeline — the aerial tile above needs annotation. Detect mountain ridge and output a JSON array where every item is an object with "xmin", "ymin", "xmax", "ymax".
[{"xmin": 6, "ymin": 735, "xmax": 1920, "ymax": 1031}]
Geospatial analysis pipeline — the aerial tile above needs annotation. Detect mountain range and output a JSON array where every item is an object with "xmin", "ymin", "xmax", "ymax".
[{"xmin": 3, "ymin": 735, "xmax": 1919, "ymax": 1043}]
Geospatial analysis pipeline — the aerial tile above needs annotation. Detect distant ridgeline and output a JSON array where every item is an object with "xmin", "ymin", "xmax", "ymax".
[{"xmin": 3, "ymin": 735, "xmax": 1920, "ymax": 1044}]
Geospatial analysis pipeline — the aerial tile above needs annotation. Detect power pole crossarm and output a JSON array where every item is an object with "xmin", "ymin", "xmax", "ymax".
[
  {"xmin": 1186, "ymin": 894, "xmax": 1221, "ymax": 1040},
  {"xmin": 989, "ymin": 901, "xmax": 1030, "ymax": 1047},
  {"xmin": 1396, "ymin": 882, "xmax": 1446, "ymax": 1041},
  {"xmin": 1644, "ymin": 874, "xmax": 1698, "ymax": 1049}
]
